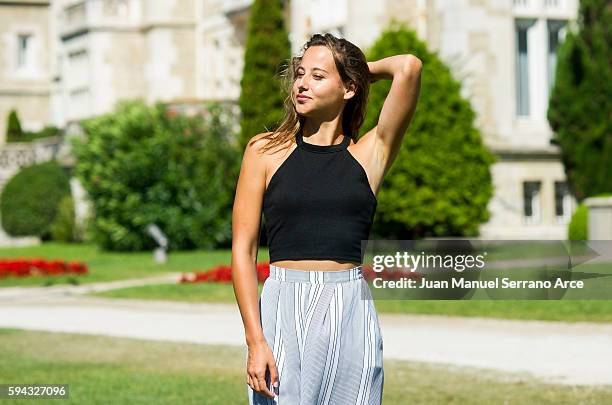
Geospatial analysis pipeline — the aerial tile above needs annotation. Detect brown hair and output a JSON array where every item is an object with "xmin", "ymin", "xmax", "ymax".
[{"xmin": 255, "ymin": 33, "xmax": 371, "ymax": 154}]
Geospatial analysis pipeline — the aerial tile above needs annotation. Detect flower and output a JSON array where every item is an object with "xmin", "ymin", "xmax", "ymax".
[
  {"xmin": 0, "ymin": 258, "xmax": 89, "ymax": 279},
  {"xmin": 179, "ymin": 262, "xmax": 271, "ymax": 284}
]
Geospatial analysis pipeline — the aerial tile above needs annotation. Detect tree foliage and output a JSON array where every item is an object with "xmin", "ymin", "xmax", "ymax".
[
  {"xmin": 6, "ymin": 108, "xmax": 22, "ymax": 139},
  {"xmin": 237, "ymin": 0, "xmax": 291, "ymax": 150},
  {"xmin": 363, "ymin": 22, "xmax": 495, "ymax": 238},
  {"xmin": 71, "ymin": 100, "xmax": 240, "ymax": 251},
  {"xmin": 548, "ymin": 0, "xmax": 612, "ymax": 200},
  {"xmin": 0, "ymin": 161, "xmax": 71, "ymax": 238}
]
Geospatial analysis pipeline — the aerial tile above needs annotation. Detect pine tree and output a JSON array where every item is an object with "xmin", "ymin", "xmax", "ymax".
[
  {"xmin": 547, "ymin": 0, "xmax": 612, "ymax": 200},
  {"xmin": 237, "ymin": 0, "xmax": 291, "ymax": 150}
]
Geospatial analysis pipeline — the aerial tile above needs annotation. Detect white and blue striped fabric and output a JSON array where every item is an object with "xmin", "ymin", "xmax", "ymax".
[{"xmin": 247, "ymin": 264, "xmax": 384, "ymax": 404}]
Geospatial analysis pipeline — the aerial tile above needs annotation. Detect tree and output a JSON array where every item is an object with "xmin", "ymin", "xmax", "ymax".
[
  {"xmin": 548, "ymin": 0, "xmax": 612, "ymax": 200},
  {"xmin": 237, "ymin": 0, "xmax": 291, "ymax": 150},
  {"xmin": 363, "ymin": 22, "xmax": 495, "ymax": 238},
  {"xmin": 6, "ymin": 108, "xmax": 22, "ymax": 139}
]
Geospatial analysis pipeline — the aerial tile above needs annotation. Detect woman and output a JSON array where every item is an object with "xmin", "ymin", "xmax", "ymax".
[{"xmin": 232, "ymin": 33, "xmax": 422, "ymax": 404}]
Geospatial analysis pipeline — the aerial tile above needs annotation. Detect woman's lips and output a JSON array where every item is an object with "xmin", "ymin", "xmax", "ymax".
[{"xmin": 297, "ymin": 95, "xmax": 311, "ymax": 100}]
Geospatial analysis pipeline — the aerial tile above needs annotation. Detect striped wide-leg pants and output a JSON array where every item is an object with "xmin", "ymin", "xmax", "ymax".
[{"xmin": 247, "ymin": 264, "xmax": 384, "ymax": 405}]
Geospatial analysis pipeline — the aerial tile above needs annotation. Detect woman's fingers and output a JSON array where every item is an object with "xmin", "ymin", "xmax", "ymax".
[
  {"xmin": 246, "ymin": 342, "xmax": 278, "ymax": 398},
  {"xmin": 268, "ymin": 357, "xmax": 279, "ymax": 395},
  {"xmin": 256, "ymin": 371, "xmax": 275, "ymax": 398},
  {"xmin": 251, "ymin": 371, "xmax": 261, "ymax": 392}
]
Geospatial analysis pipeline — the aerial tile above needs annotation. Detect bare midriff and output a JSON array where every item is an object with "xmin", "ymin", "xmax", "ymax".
[{"xmin": 271, "ymin": 260, "xmax": 361, "ymax": 272}]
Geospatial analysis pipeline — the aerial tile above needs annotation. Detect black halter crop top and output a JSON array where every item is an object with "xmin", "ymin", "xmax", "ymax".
[{"xmin": 263, "ymin": 130, "xmax": 378, "ymax": 264}]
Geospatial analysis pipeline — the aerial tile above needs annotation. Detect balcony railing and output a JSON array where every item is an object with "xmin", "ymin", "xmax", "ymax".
[{"xmin": 0, "ymin": 137, "xmax": 63, "ymax": 189}]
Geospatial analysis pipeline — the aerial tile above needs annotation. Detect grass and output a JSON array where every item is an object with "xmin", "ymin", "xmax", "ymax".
[
  {"xmin": 1, "ymin": 328, "xmax": 610, "ymax": 404},
  {"xmin": 90, "ymin": 282, "xmax": 612, "ymax": 323},
  {"xmin": 0, "ymin": 242, "xmax": 247, "ymax": 287},
  {"xmin": 93, "ymin": 282, "xmax": 264, "ymax": 303}
]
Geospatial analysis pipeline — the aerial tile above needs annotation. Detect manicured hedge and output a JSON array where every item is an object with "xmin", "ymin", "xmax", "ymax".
[{"xmin": 0, "ymin": 161, "xmax": 71, "ymax": 238}]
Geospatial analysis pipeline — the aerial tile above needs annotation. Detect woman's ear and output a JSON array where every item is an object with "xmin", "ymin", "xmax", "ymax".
[{"xmin": 343, "ymin": 81, "xmax": 357, "ymax": 101}]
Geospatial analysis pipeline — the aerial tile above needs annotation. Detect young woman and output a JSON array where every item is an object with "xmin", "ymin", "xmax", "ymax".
[{"xmin": 232, "ymin": 33, "xmax": 422, "ymax": 404}]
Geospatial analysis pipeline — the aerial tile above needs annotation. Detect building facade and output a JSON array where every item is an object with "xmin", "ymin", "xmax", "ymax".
[
  {"xmin": 0, "ymin": 0, "xmax": 580, "ymax": 240},
  {"xmin": 0, "ymin": 0, "xmax": 52, "ymax": 145}
]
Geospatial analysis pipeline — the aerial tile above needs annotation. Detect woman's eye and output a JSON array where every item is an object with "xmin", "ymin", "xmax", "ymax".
[{"xmin": 295, "ymin": 72, "xmax": 323, "ymax": 79}]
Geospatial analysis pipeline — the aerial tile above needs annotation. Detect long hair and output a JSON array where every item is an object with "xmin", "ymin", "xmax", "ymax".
[{"xmin": 256, "ymin": 33, "xmax": 371, "ymax": 154}]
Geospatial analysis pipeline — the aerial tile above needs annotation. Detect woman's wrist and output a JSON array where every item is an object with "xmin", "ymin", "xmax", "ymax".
[
  {"xmin": 368, "ymin": 55, "xmax": 418, "ymax": 82},
  {"xmin": 246, "ymin": 333, "xmax": 267, "ymax": 347}
]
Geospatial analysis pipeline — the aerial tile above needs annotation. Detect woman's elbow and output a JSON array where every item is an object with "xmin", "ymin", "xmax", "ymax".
[{"xmin": 402, "ymin": 55, "xmax": 423, "ymax": 75}]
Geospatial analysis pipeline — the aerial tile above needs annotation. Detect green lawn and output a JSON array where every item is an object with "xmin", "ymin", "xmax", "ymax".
[
  {"xmin": 0, "ymin": 242, "xmax": 247, "ymax": 287},
  {"xmin": 91, "ymin": 282, "xmax": 612, "ymax": 323},
  {"xmin": 1, "ymin": 328, "xmax": 610, "ymax": 404}
]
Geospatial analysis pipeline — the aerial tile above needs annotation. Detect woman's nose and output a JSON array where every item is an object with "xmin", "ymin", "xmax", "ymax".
[{"xmin": 297, "ymin": 76, "xmax": 308, "ymax": 89}]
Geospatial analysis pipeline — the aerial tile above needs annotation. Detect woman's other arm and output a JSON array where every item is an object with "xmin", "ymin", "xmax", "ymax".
[
  {"xmin": 367, "ymin": 54, "xmax": 423, "ymax": 174},
  {"xmin": 231, "ymin": 133, "xmax": 278, "ymax": 399}
]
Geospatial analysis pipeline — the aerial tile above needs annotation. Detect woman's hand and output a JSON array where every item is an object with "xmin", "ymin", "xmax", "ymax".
[
  {"xmin": 367, "ymin": 61, "xmax": 385, "ymax": 83},
  {"xmin": 246, "ymin": 340, "xmax": 279, "ymax": 399}
]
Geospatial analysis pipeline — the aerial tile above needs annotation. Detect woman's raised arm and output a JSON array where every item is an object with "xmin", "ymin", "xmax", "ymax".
[{"xmin": 367, "ymin": 54, "xmax": 423, "ymax": 172}]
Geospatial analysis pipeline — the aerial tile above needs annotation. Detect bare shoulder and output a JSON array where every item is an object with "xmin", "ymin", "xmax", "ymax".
[{"xmin": 246, "ymin": 131, "xmax": 274, "ymax": 153}]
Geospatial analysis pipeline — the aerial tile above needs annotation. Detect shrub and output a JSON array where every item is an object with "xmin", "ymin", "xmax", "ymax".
[
  {"xmin": 50, "ymin": 195, "xmax": 77, "ymax": 242},
  {"xmin": 568, "ymin": 204, "xmax": 588, "ymax": 241},
  {"xmin": 0, "ymin": 161, "xmax": 71, "ymax": 238},
  {"xmin": 363, "ymin": 21, "xmax": 495, "ymax": 238},
  {"xmin": 9, "ymin": 125, "xmax": 61, "ymax": 143},
  {"xmin": 6, "ymin": 109, "xmax": 22, "ymax": 139},
  {"xmin": 71, "ymin": 100, "xmax": 240, "ymax": 251},
  {"xmin": 569, "ymin": 192, "xmax": 612, "ymax": 240}
]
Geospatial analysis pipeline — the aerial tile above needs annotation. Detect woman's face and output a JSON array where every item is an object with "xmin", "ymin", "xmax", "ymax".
[{"xmin": 293, "ymin": 45, "xmax": 355, "ymax": 118}]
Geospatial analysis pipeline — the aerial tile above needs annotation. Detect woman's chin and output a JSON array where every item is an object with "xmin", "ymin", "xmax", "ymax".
[{"xmin": 296, "ymin": 108, "xmax": 313, "ymax": 117}]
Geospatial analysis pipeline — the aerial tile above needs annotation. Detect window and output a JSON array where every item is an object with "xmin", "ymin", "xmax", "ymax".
[
  {"xmin": 547, "ymin": 20, "xmax": 567, "ymax": 94},
  {"xmin": 515, "ymin": 20, "xmax": 535, "ymax": 116},
  {"xmin": 554, "ymin": 181, "xmax": 572, "ymax": 224},
  {"xmin": 523, "ymin": 181, "xmax": 541, "ymax": 224},
  {"xmin": 68, "ymin": 49, "xmax": 89, "ymax": 87},
  {"xmin": 17, "ymin": 34, "xmax": 31, "ymax": 69},
  {"xmin": 104, "ymin": 0, "xmax": 129, "ymax": 17}
]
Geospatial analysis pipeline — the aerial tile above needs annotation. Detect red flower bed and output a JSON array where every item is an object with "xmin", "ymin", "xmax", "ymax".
[
  {"xmin": 179, "ymin": 263, "xmax": 421, "ymax": 284},
  {"xmin": 0, "ymin": 258, "xmax": 88, "ymax": 278},
  {"xmin": 180, "ymin": 262, "xmax": 270, "ymax": 284}
]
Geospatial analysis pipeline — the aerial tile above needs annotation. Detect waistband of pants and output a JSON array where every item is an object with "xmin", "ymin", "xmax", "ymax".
[{"xmin": 268, "ymin": 264, "xmax": 364, "ymax": 283}]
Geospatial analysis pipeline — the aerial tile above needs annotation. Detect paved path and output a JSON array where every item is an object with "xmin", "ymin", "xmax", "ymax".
[
  {"xmin": 0, "ymin": 281, "xmax": 611, "ymax": 387},
  {"xmin": 0, "ymin": 273, "xmax": 184, "ymax": 300}
]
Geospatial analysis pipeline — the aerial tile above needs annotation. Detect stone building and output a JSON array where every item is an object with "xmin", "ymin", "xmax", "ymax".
[
  {"xmin": 0, "ymin": 0, "xmax": 580, "ymax": 240},
  {"xmin": 0, "ymin": 0, "xmax": 52, "ymax": 145}
]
